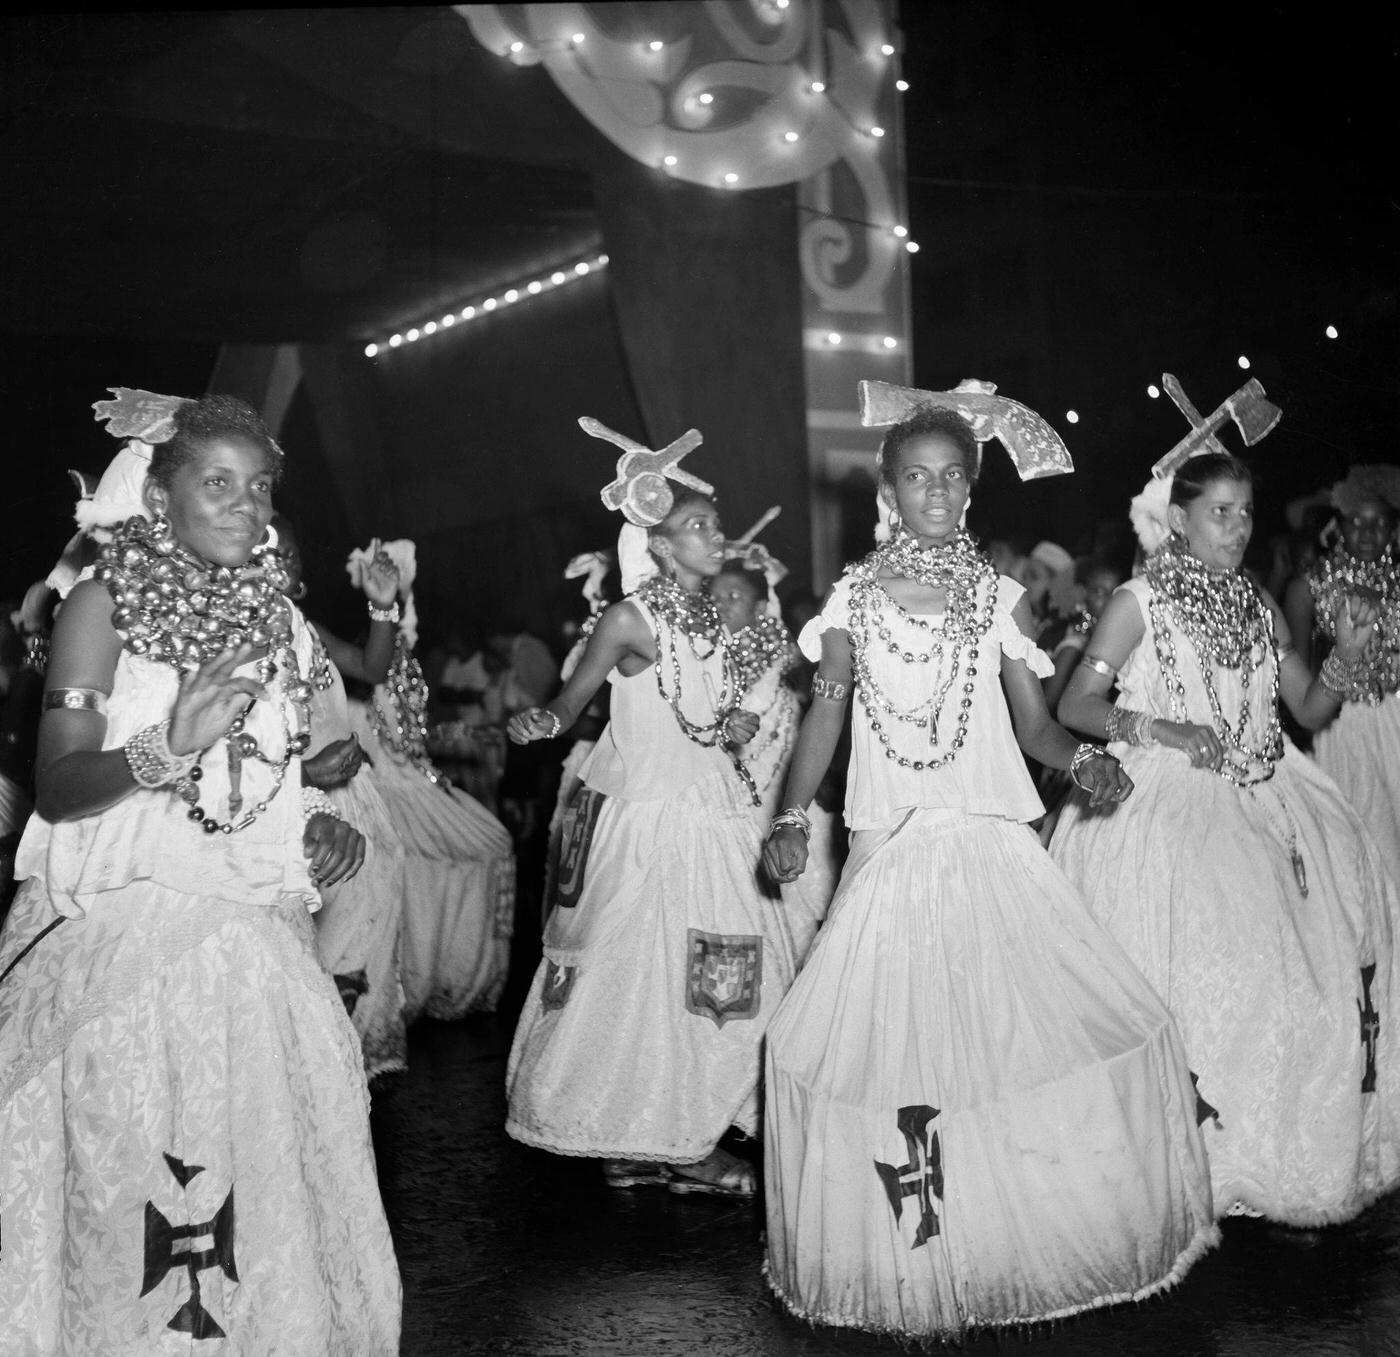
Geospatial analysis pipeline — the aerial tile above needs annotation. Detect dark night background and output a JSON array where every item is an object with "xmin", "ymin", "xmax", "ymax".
[{"xmin": 1, "ymin": 3, "xmax": 1394, "ymax": 633}]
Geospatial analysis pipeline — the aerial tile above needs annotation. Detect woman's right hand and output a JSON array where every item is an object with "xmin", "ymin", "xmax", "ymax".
[
  {"xmin": 168, "ymin": 644, "xmax": 265, "ymax": 757},
  {"xmin": 763, "ymin": 825, "xmax": 809, "ymax": 884},
  {"xmin": 507, "ymin": 706, "xmax": 559, "ymax": 745},
  {"xmin": 1151, "ymin": 718, "xmax": 1223, "ymax": 771},
  {"xmin": 302, "ymin": 735, "xmax": 364, "ymax": 789}
]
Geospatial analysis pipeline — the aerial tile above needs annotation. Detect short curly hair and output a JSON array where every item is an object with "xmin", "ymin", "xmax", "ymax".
[
  {"xmin": 877, "ymin": 406, "xmax": 980, "ymax": 487},
  {"xmin": 148, "ymin": 395, "xmax": 285, "ymax": 489}
]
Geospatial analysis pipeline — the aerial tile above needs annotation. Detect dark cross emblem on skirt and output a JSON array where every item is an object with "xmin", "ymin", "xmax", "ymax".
[
  {"xmin": 873, "ymin": 1104, "xmax": 944, "ymax": 1249},
  {"xmin": 141, "ymin": 1153, "xmax": 238, "ymax": 1339},
  {"xmin": 1359, "ymin": 963, "xmax": 1380, "ymax": 1094}
]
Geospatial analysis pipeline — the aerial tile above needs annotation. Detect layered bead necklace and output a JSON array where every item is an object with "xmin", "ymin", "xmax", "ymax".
[
  {"xmin": 1142, "ymin": 539, "xmax": 1283, "ymax": 787},
  {"xmin": 634, "ymin": 574, "xmax": 758, "ymax": 804},
  {"xmin": 847, "ymin": 529, "xmax": 998, "ymax": 772},
  {"xmin": 1308, "ymin": 544, "xmax": 1400, "ymax": 704},
  {"xmin": 97, "ymin": 514, "xmax": 313, "ymax": 833},
  {"xmin": 367, "ymin": 633, "xmax": 446, "ymax": 785},
  {"xmin": 726, "ymin": 613, "xmax": 791, "ymax": 695}
]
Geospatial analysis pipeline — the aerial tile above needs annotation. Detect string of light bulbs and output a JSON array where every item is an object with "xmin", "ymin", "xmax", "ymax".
[{"xmin": 363, "ymin": 252, "xmax": 608, "ymax": 358}]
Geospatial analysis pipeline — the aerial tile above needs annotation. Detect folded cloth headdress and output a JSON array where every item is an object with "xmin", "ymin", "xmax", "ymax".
[
  {"xmin": 45, "ymin": 387, "xmax": 192, "ymax": 597},
  {"xmin": 580, "ymin": 416, "xmax": 714, "ymax": 594},
  {"xmin": 346, "ymin": 538, "xmax": 420, "ymax": 649},
  {"xmin": 1130, "ymin": 373, "xmax": 1282, "ymax": 555},
  {"xmin": 723, "ymin": 506, "xmax": 787, "ymax": 617},
  {"xmin": 564, "ymin": 549, "xmax": 616, "ymax": 616}
]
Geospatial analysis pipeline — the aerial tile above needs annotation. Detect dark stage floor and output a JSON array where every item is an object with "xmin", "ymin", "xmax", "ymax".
[{"xmin": 371, "ymin": 1015, "xmax": 1400, "ymax": 1357}]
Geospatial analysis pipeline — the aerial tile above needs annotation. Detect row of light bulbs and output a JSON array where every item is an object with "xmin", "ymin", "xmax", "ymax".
[{"xmin": 364, "ymin": 254, "xmax": 609, "ymax": 358}]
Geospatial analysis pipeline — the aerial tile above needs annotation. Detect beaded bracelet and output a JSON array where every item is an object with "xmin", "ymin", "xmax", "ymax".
[
  {"xmin": 367, "ymin": 600, "xmax": 401, "ymax": 624},
  {"xmin": 302, "ymin": 786, "xmax": 345, "ymax": 824},
  {"xmin": 534, "ymin": 707, "xmax": 562, "ymax": 739},
  {"xmin": 1069, "ymin": 742, "xmax": 1111, "ymax": 792},
  {"xmin": 767, "ymin": 806, "xmax": 812, "ymax": 841},
  {"xmin": 1319, "ymin": 651, "xmax": 1355, "ymax": 699},
  {"xmin": 1104, "ymin": 706, "xmax": 1156, "ymax": 747},
  {"xmin": 124, "ymin": 720, "xmax": 198, "ymax": 789},
  {"xmin": 811, "ymin": 674, "xmax": 850, "ymax": 702}
]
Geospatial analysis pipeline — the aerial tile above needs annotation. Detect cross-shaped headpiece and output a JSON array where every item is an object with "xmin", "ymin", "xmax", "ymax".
[
  {"xmin": 859, "ymin": 378, "xmax": 1074, "ymax": 481},
  {"xmin": 1152, "ymin": 373, "xmax": 1281, "ymax": 478},
  {"xmin": 581, "ymin": 416, "xmax": 715, "ymax": 527},
  {"xmin": 723, "ymin": 505, "xmax": 788, "ymax": 585}
]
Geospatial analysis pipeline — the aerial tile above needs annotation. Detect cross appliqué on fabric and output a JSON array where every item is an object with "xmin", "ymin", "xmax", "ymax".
[
  {"xmin": 141, "ymin": 1153, "xmax": 237, "ymax": 1339},
  {"xmin": 873, "ymin": 1104, "xmax": 944, "ymax": 1249},
  {"xmin": 1359, "ymin": 963, "xmax": 1380, "ymax": 1094}
]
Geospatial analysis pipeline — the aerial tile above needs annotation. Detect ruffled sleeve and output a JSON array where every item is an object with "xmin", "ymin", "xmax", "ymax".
[
  {"xmin": 992, "ymin": 575, "xmax": 1054, "ymax": 678},
  {"xmin": 798, "ymin": 575, "xmax": 856, "ymax": 661}
]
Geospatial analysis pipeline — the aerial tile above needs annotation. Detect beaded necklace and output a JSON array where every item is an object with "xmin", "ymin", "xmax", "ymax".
[
  {"xmin": 726, "ymin": 614, "xmax": 791, "ymax": 695},
  {"xmin": 1307, "ymin": 544, "xmax": 1400, "ymax": 704},
  {"xmin": 633, "ymin": 575, "xmax": 758, "ymax": 804},
  {"xmin": 1142, "ymin": 540, "xmax": 1282, "ymax": 786},
  {"xmin": 847, "ymin": 530, "xmax": 998, "ymax": 772},
  {"xmin": 97, "ymin": 515, "xmax": 313, "ymax": 834},
  {"xmin": 367, "ymin": 633, "xmax": 446, "ymax": 785}
]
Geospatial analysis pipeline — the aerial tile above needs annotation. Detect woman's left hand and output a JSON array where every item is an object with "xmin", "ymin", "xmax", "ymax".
[
  {"xmin": 302, "ymin": 735, "xmax": 364, "ymax": 789},
  {"xmin": 361, "ymin": 541, "xmax": 400, "ymax": 609},
  {"xmin": 1076, "ymin": 749, "xmax": 1134, "ymax": 809},
  {"xmin": 303, "ymin": 813, "xmax": 366, "ymax": 886},
  {"xmin": 724, "ymin": 708, "xmax": 760, "ymax": 747},
  {"xmin": 1334, "ymin": 590, "xmax": 1379, "ymax": 662}
]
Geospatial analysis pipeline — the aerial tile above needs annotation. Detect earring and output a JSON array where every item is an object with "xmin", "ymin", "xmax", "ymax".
[
  {"xmin": 148, "ymin": 511, "xmax": 178, "ymax": 557},
  {"xmin": 887, "ymin": 507, "xmax": 902, "ymax": 532},
  {"xmin": 959, "ymin": 495, "xmax": 971, "ymax": 530}
]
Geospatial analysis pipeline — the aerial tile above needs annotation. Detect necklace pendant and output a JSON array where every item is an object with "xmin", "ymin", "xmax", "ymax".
[
  {"xmin": 226, "ymin": 735, "xmax": 244, "ymax": 818},
  {"xmin": 1292, "ymin": 848, "xmax": 1308, "ymax": 898}
]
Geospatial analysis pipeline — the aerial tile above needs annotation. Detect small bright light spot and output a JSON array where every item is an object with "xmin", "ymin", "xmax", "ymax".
[
  {"xmin": 723, "ymin": 172, "xmax": 739, "ymax": 185},
  {"xmin": 896, "ymin": 79, "xmax": 909, "ymax": 92},
  {"xmin": 423, "ymin": 321, "xmax": 437, "ymax": 335},
  {"xmin": 570, "ymin": 32, "xmax": 585, "ymax": 46},
  {"xmin": 783, "ymin": 130, "xmax": 800, "ymax": 143},
  {"xmin": 827, "ymin": 331, "xmax": 842, "ymax": 345},
  {"xmin": 698, "ymin": 91, "xmax": 714, "ymax": 106},
  {"xmin": 406, "ymin": 328, "xmax": 420, "ymax": 342},
  {"xmin": 648, "ymin": 39, "xmax": 664, "ymax": 52},
  {"xmin": 597, "ymin": 254, "xmax": 609, "ymax": 266},
  {"xmin": 388, "ymin": 334, "xmax": 403, "ymax": 348},
  {"xmin": 892, "ymin": 224, "xmax": 908, "ymax": 238},
  {"xmin": 441, "ymin": 313, "xmax": 455, "ymax": 327},
  {"xmin": 364, "ymin": 343, "xmax": 378, "ymax": 357},
  {"xmin": 551, "ymin": 271, "xmax": 566, "ymax": 285},
  {"xmin": 1325, "ymin": 324, "xmax": 1339, "ymax": 339},
  {"xmin": 869, "ymin": 125, "xmax": 885, "ymax": 138},
  {"xmin": 1147, "ymin": 383, "xmax": 1160, "ymax": 398},
  {"xmin": 882, "ymin": 336, "xmax": 898, "ymax": 349},
  {"xmin": 809, "ymin": 80, "xmax": 826, "ymax": 93},
  {"xmin": 527, "ymin": 280, "xmax": 542, "ymax": 295},
  {"xmin": 509, "ymin": 41, "xmax": 524, "ymax": 54},
  {"xmin": 504, "ymin": 289, "xmax": 519, "ymax": 303},
  {"xmin": 1237, "ymin": 354, "xmax": 1251, "ymax": 370},
  {"xmin": 461, "ymin": 306, "xmax": 476, "ymax": 320},
  {"xmin": 662, "ymin": 154, "xmax": 678, "ymax": 168},
  {"xmin": 880, "ymin": 43, "xmax": 895, "ymax": 56},
  {"xmin": 775, "ymin": 0, "xmax": 790, "ymax": 8},
  {"xmin": 483, "ymin": 298, "xmax": 497, "ymax": 311},
  {"xmin": 1066, "ymin": 409, "xmax": 1080, "ymax": 424},
  {"xmin": 905, "ymin": 240, "xmax": 920, "ymax": 254},
  {"xmin": 575, "ymin": 261, "xmax": 591, "ymax": 275}
]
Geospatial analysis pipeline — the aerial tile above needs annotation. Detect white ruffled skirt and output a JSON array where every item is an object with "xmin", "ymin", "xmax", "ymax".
[
  {"xmin": 1313, "ymin": 691, "xmax": 1400, "ymax": 882},
  {"xmin": 765, "ymin": 809, "xmax": 1218, "ymax": 1338}
]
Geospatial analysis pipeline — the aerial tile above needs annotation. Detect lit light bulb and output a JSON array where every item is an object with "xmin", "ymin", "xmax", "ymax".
[
  {"xmin": 551, "ymin": 271, "xmax": 566, "ymax": 285},
  {"xmin": 1325, "ymin": 324, "xmax": 1339, "ymax": 339},
  {"xmin": 1237, "ymin": 354, "xmax": 1250, "ymax": 370},
  {"xmin": 880, "ymin": 43, "xmax": 895, "ymax": 56},
  {"xmin": 406, "ymin": 328, "xmax": 420, "ymax": 342},
  {"xmin": 882, "ymin": 336, "xmax": 898, "ymax": 349},
  {"xmin": 723, "ymin": 172, "xmax": 739, "ymax": 185},
  {"xmin": 527, "ymin": 280, "xmax": 542, "ymax": 295},
  {"xmin": 892, "ymin": 224, "xmax": 908, "ymax": 238},
  {"xmin": 827, "ymin": 331, "xmax": 842, "ymax": 345},
  {"xmin": 698, "ymin": 91, "xmax": 714, "ymax": 105},
  {"xmin": 783, "ymin": 130, "xmax": 800, "ymax": 143},
  {"xmin": 662, "ymin": 154, "xmax": 678, "ymax": 168},
  {"xmin": 389, "ymin": 334, "xmax": 403, "ymax": 348},
  {"xmin": 442, "ymin": 313, "xmax": 455, "ymax": 327},
  {"xmin": 508, "ymin": 41, "xmax": 524, "ymax": 54},
  {"xmin": 648, "ymin": 40, "xmax": 664, "ymax": 52},
  {"xmin": 597, "ymin": 254, "xmax": 609, "ymax": 266},
  {"xmin": 364, "ymin": 343, "xmax": 379, "ymax": 358},
  {"xmin": 905, "ymin": 240, "xmax": 920, "ymax": 254},
  {"xmin": 896, "ymin": 79, "xmax": 909, "ymax": 92},
  {"xmin": 483, "ymin": 298, "xmax": 497, "ymax": 311},
  {"xmin": 809, "ymin": 80, "xmax": 826, "ymax": 93},
  {"xmin": 424, "ymin": 321, "xmax": 438, "ymax": 335},
  {"xmin": 869, "ymin": 126, "xmax": 885, "ymax": 138},
  {"xmin": 1147, "ymin": 383, "xmax": 1160, "ymax": 398},
  {"xmin": 570, "ymin": 32, "xmax": 585, "ymax": 46},
  {"xmin": 1066, "ymin": 409, "xmax": 1080, "ymax": 424},
  {"xmin": 575, "ymin": 261, "xmax": 591, "ymax": 275},
  {"xmin": 775, "ymin": 0, "xmax": 789, "ymax": 8},
  {"xmin": 461, "ymin": 306, "xmax": 476, "ymax": 320}
]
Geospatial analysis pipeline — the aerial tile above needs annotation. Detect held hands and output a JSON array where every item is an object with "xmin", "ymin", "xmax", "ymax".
[
  {"xmin": 303, "ymin": 813, "xmax": 366, "ymax": 886},
  {"xmin": 1073, "ymin": 749, "xmax": 1135, "ymax": 807},
  {"xmin": 302, "ymin": 735, "xmax": 364, "ymax": 789},
  {"xmin": 724, "ymin": 708, "xmax": 759, "ymax": 747},
  {"xmin": 763, "ymin": 826, "xmax": 809, "ymax": 884},
  {"xmin": 168, "ymin": 645, "xmax": 265, "ymax": 757},
  {"xmin": 1334, "ymin": 591, "xmax": 1379, "ymax": 662},
  {"xmin": 1153, "ymin": 719, "xmax": 1223, "ymax": 771},
  {"xmin": 508, "ymin": 706, "xmax": 561, "ymax": 745},
  {"xmin": 360, "ymin": 540, "xmax": 401, "ymax": 609}
]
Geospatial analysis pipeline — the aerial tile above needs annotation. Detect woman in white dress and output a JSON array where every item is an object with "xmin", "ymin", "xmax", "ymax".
[
  {"xmin": 0, "ymin": 391, "xmax": 400, "ymax": 1352},
  {"xmin": 1052, "ymin": 450, "xmax": 1400, "ymax": 1225},
  {"xmin": 761, "ymin": 388, "xmax": 1217, "ymax": 1340},
  {"xmin": 505, "ymin": 417, "xmax": 800, "ymax": 1197},
  {"xmin": 345, "ymin": 539, "xmax": 518, "ymax": 1021},
  {"xmin": 711, "ymin": 552, "xmax": 837, "ymax": 960},
  {"xmin": 1284, "ymin": 465, "xmax": 1400, "ymax": 875}
]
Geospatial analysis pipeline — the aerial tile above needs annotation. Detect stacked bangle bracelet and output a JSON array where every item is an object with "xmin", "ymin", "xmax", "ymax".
[
  {"xmin": 124, "ymin": 720, "xmax": 197, "ymax": 788},
  {"xmin": 302, "ymin": 787, "xmax": 345, "ymax": 824},
  {"xmin": 767, "ymin": 806, "xmax": 812, "ymax": 841},
  {"xmin": 367, "ymin": 600, "xmax": 401, "ymax": 623}
]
